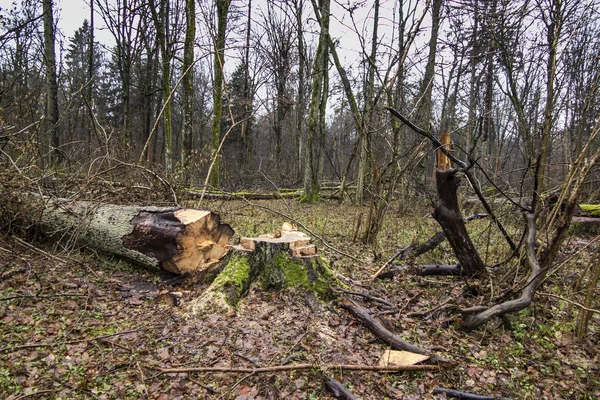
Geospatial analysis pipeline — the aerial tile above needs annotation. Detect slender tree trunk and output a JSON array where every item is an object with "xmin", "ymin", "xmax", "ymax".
[
  {"xmin": 210, "ymin": 0, "xmax": 230, "ymax": 188},
  {"xmin": 414, "ymin": 0, "xmax": 442, "ymax": 184},
  {"xmin": 294, "ymin": 0, "xmax": 305, "ymax": 181},
  {"xmin": 43, "ymin": 0, "xmax": 60, "ymax": 163},
  {"xmin": 356, "ymin": 0, "xmax": 379, "ymax": 206},
  {"xmin": 149, "ymin": 0, "xmax": 174, "ymax": 173},
  {"xmin": 302, "ymin": 0, "xmax": 329, "ymax": 202},
  {"xmin": 87, "ymin": 0, "xmax": 95, "ymax": 155},
  {"xmin": 182, "ymin": 0, "xmax": 196, "ymax": 179},
  {"xmin": 538, "ymin": 0, "xmax": 562, "ymax": 195},
  {"xmin": 240, "ymin": 0, "xmax": 252, "ymax": 169}
]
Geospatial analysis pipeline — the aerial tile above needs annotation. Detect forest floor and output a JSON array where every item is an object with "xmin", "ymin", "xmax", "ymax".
[{"xmin": 1, "ymin": 197, "xmax": 599, "ymax": 399}]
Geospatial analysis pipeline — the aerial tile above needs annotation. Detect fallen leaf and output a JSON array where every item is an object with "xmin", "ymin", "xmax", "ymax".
[{"xmin": 157, "ymin": 347, "xmax": 169, "ymax": 360}]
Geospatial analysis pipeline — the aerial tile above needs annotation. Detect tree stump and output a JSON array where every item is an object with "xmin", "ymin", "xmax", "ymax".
[{"xmin": 188, "ymin": 224, "xmax": 339, "ymax": 314}]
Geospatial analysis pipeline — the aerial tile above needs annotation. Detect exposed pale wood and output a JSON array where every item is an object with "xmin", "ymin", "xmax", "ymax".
[{"xmin": 240, "ymin": 228, "xmax": 314, "ymax": 256}]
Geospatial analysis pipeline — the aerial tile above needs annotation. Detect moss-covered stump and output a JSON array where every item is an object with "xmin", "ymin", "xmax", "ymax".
[{"xmin": 187, "ymin": 227, "xmax": 340, "ymax": 315}]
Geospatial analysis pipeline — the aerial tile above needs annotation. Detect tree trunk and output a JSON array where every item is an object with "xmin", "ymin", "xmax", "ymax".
[
  {"xmin": 433, "ymin": 170, "xmax": 486, "ymax": 277},
  {"xmin": 433, "ymin": 132, "xmax": 487, "ymax": 277},
  {"xmin": 302, "ymin": 0, "xmax": 329, "ymax": 203},
  {"xmin": 210, "ymin": 0, "xmax": 231, "ymax": 188},
  {"xmin": 42, "ymin": 0, "xmax": 60, "ymax": 163},
  {"xmin": 18, "ymin": 196, "xmax": 233, "ymax": 275},
  {"xmin": 181, "ymin": 0, "xmax": 196, "ymax": 178}
]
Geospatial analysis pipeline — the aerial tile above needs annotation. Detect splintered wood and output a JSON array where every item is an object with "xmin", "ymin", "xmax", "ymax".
[
  {"xmin": 436, "ymin": 131, "xmax": 453, "ymax": 172},
  {"xmin": 238, "ymin": 223, "xmax": 317, "ymax": 257}
]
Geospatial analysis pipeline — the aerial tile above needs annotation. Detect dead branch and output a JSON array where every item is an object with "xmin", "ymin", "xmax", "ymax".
[
  {"xmin": 340, "ymin": 298, "xmax": 445, "ymax": 362},
  {"xmin": 155, "ymin": 363, "xmax": 440, "ymax": 374},
  {"xmin": 432, "ymin": 387, "xmax": 496, "ymax": 399},
  {"xmin": 460, "ymin": 212, "xmax": 542, "ymax": 331},
  {"xmin": 325, "ymin": 376, "xmax": 358, "ymax": 400}
]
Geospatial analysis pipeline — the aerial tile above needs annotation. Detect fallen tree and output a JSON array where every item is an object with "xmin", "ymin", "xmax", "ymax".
[{"xmin": 4, "ymin": 194, "xmax": 233, "ymax": 274}]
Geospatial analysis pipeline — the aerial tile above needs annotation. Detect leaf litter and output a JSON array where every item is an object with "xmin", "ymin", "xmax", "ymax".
[{"xmin": 0, "ymin": 199, "xmax": 598, "ymax": 399}]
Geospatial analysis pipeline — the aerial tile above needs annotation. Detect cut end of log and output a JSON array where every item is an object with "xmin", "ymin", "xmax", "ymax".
[{"xmin": 123, "ymin": 208, "xmax": 234, "ymax": 275}]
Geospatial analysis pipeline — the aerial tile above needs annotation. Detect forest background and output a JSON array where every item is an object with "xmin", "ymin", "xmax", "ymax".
[{"xmin": 1, "ymin": 0, "xmax": 600, "ymax": 398}]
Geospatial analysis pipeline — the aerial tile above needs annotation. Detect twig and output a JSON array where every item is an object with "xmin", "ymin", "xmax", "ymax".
[
  {"xmin": 155, "ymin": 363, "xmax": 440, "ymax": 374},
  {"xmin": 539, "ymin": 292, "xmax": 600, "ymax": 314},
  {"xmin": 337, "ymin": 289, "xmax": 397, "ymax": 310}
]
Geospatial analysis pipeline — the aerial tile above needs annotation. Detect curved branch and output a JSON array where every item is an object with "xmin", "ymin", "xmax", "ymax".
[{"xmin": 460, "ymin": 212, "xmax": 542, "ymax": 331}]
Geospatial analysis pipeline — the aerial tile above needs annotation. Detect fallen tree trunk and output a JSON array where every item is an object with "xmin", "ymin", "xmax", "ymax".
[{"xmin": 11, "ymin": 195, "xmax": 233, "ymax": 274}]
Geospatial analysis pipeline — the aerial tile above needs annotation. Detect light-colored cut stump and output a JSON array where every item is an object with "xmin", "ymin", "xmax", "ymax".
[{"xmin": 187, "ymin": 224, "xmax": 339, "ymax": 315}]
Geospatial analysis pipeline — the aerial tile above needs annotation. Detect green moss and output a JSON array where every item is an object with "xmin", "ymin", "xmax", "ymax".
[
  {"xmin": 212, "ymin": 253, "xmax": 251, "ymax": 304},
  {"xmin": 260, "ymin": 252, "xmax": 337, "ymax": 299},
  {"xmin": 579, "ymin": 204, "xmax": 600, "ymax": 217}
]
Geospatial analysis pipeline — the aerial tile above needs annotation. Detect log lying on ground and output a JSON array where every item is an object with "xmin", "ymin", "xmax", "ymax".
[
  {"xmin": 188, "ymin": 224, "xmax": 339, "ymax": 314},
  {"xmin": 12, "ymin": 195, "xmax": 233, "ymax": 274}
]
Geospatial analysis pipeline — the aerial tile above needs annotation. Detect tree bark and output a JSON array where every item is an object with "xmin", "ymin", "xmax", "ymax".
[
  {"xmin": 42, "ymin": 0, "xmax": 60, "ymax": 163},
  {"xmin": 210, "ymin": 0, "xmax": 231, "ymax": 188},
  {"xmin": 433, "ymin": 169, "xmax": 487, "ymax": 277},
  {"xmin": 181, "ymin": 0, "xmax": 196, "ymax": 176},
  {"xmin": 19, "ymin": 196, "xmax": 233, "ymax": 275},
  {"xmin": 302, "ymin": 0, "xmax": 329, "ymax": 203}
]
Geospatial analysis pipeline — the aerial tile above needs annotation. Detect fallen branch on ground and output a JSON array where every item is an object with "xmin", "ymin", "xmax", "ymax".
[
  {"xmin": 340, "ymin": 298, "xmax": 446, "ymax": 362},
  {"xmin": 325, "ymin": 376, "xmax": 357, "ymax": 400},
  {"xmin": 432, "ymin": 387, "xmax": 496, "ymax": 399},
  {"xmin": 155, "ymin": 363, "xmax": 440, "ymax": 374}
]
